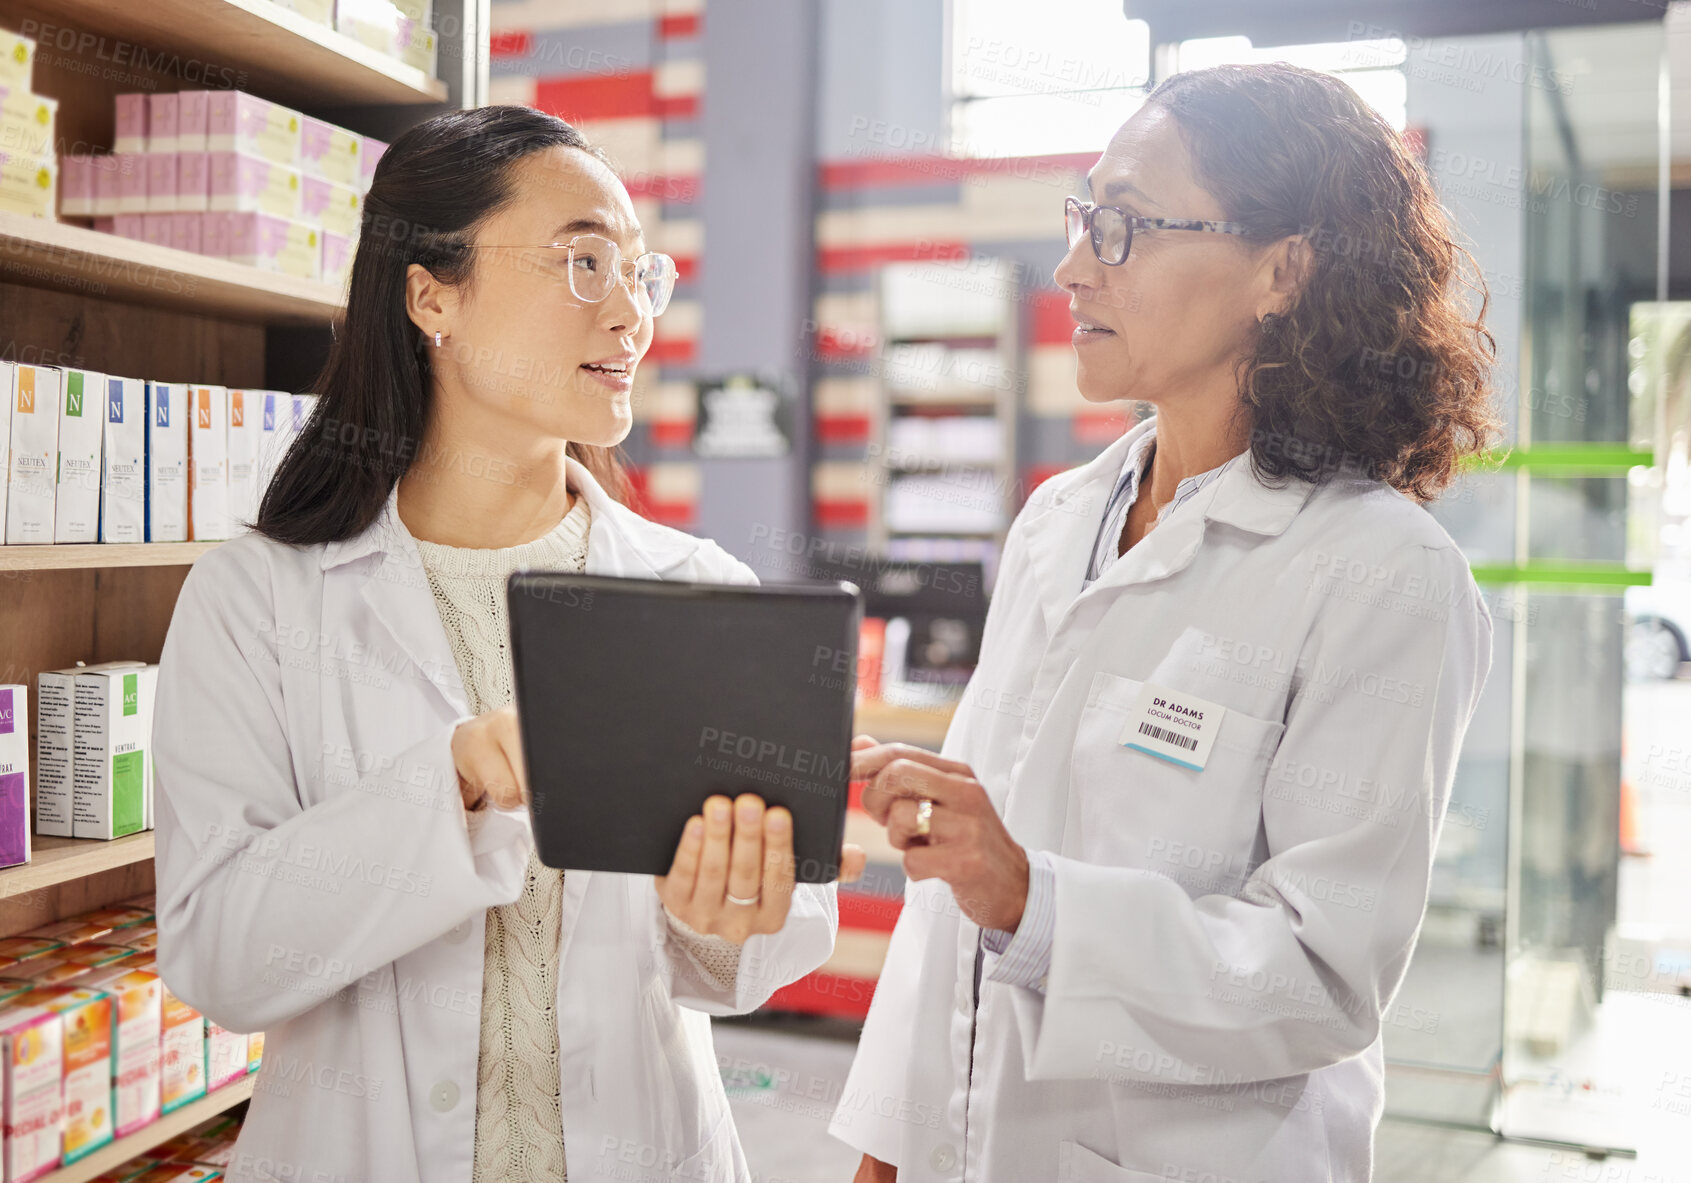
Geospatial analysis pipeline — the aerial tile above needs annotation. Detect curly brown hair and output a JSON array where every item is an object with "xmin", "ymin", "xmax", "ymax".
[{"xmin": 1147, "ymin": 63, "xmax": 1501, "ymax": 502}]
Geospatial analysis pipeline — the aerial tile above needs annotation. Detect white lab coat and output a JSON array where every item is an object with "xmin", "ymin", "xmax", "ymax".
[
  {"xmin": 153, "ymin": 455, "xmax": 837, "ymax": 1183},
  {"xmin": 831, "ymin": 417, "xmax": 1492, "ymax": 1183}
]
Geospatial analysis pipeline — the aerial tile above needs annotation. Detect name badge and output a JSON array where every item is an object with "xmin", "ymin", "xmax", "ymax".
[{"xmin": 1119, "ymin": 683, "xmax": 1226, "ymax": 771}]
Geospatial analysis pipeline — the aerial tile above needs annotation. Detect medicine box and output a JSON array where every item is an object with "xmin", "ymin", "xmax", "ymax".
[
  {"xmin": 145, "ymin": 381, "xmax": 188, "ymax": 542},
  {"xmin": 71, "ymin": 666, "xmax": 149, "ymax": 840},
  {"xmin": 226, "ymin": 389, "xmax": 264, "ymax": 531},
  {"xmin": 0, "ymin": 685, "xmax": 26, "ymax": 868},
  {"xmin": 187, "ymin": 385, "xmax": 230, "ymax": 541},
  {"xmin": 79, "ymin": 964, "xmax": 161, "ymax": 1137},
  {"xmin": 12, "ymin": 987, "xmax": 113, "ymax": 1162},
  {"xmin": 6, "ymin": 364, "xmax": 59, "ymax": 544},
  {"xmin": 54, "ymin": 368, "xmax": 104, "ymax": 543},
  {"xmin": 101, "ymin": 376, "xmax": 147, "ymax": 543},
  {"xmin": 0, "ymin": 1001, "xmax": 62, "ymax": 1181}
]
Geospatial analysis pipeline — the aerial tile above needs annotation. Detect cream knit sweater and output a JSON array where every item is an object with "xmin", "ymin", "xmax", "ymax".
[{"xmin": 414, "ymin": 494, "xmax": 742, "ymax": 1182}]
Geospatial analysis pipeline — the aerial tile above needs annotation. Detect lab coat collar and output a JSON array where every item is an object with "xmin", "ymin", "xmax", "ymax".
[
  {"xmin": 319, "ymin": 454, "xmax": 707, "ymax": 578},
  {"xmin": 1020, "ymin": 416, "xmax": 1318, "ymax": 636},
  {"xmin": 317, "ymin": 453, "xmax": 710, "ymax": 721}
]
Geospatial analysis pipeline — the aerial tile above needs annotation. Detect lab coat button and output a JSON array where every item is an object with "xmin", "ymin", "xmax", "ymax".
[
  {"xmin": 429, "ymin": 1080, "xmax": 460, "ymax": 1112},
  {"xmin": 444, "ymin": 920, "xmax": 470, "ymax": 944},
  {"xmin": 929, "ymin": 1143, "xmax": 957, "ymax": 1172}
]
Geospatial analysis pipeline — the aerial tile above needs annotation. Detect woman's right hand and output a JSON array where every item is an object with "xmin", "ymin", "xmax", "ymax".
[{"xmin": 451, "ymin": 703, "xmax": 528, "ymax": 812}]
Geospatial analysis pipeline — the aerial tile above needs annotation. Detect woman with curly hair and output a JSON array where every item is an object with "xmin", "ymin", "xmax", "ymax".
[{"xmin": 834, "ymin": 63, "xmax": 1500, "ymax": 1182}]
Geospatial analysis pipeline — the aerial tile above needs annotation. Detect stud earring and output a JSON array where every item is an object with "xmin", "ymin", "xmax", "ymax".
[{"xmin": 434, "ymin": 330, "xmax": 443, "ymax": 347}]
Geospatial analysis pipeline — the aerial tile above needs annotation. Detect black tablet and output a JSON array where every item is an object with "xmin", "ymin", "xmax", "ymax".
[{"xmin": 506, "ymin": 572, "xmax": 862, "ymax": 883}]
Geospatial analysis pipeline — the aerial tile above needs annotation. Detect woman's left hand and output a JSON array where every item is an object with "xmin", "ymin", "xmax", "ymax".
[
  {"xmin": 853, "ymin": 737, "xmax": 1029, "ymax": 935},
  {"xmin": 655, "ymin": 793, "xmax": 869, "ymax": 944}
]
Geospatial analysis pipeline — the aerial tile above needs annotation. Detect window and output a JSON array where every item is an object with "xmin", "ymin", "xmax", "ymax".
[
  {"xmin": 1169, "ymin": 35, "xmax": 1410, "ymax": 130},
  {"xmin": 948, "ymin": 0, "xmax": 1152, "ymax": 158}
]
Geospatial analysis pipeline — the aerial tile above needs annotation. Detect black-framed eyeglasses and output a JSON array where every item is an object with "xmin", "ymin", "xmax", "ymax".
[
  {"xmin": 1065, "ymin": 197, "xmax": 1255, "ymax": 266},
  {"xmin": 463, "ymin": 233, "xmax": 677, "ymax": 316}
]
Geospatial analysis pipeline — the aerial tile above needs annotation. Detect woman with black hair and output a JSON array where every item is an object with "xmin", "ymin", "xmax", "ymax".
[{"xmin": 151, "ymin": 106, "xmax": 852, "ymax": 1183}]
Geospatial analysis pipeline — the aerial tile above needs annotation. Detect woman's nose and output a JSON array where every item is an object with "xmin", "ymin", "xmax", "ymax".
[{"xmin": 1053, "ymin": 236, "xmax": 1098, "ymax": 295}]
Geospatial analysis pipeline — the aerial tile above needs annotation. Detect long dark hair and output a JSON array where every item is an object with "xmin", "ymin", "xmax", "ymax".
[
  {"xmin": 256, "ymin": 105, "xmax": 633, "ymax": 546},
  {"xmin": 1147, "ymin": 64, "xmax": 1499, "ymax": 501}
]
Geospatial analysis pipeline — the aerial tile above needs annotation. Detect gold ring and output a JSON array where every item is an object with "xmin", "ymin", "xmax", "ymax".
[
  {"xmin": 725, "ymin": 891, "xmax": 761, "ymax": 907},
  {"xmin": 915, "ymin": 797, "xmax": 934, "ymax": 839}
]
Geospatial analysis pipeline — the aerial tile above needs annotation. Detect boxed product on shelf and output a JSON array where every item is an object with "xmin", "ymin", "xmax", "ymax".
[
  {"xmin": 72, "ymin": 666, "xmax": 151, "ymax": 840},
  {"xmin": 146, "ymin": 93, "xmax": 177, "ymax": 153},
  {"xmin": 102, "ymin": 375, "xmax": 148, "ymax": 543},
  {"xmin": 146, "ymin": 153, "xmax": 177, "ymax": 212},
  {"xmin": 114, "ymin": 94, "xmax": 147, "ymax": 154},
  {"xmin": 226, "ymin": 389, "xmax": 266, "ymax": 530},
  {"xmin": 13, "ymin": 986, "xmax": 114, "ymax": 1162},
  {"xmin": 247, "ymin": 1030, "xmax": 264, "ymax": 1074},
  {"xmin": 106, "ymin": 925, "xmax": 157, "ymax": 952},
  {"xmin": 0, "ymin": 89, "xmax": 55, "ymax": 159},
  {"xmin": 208, "ymin": 151, "xmax": 302, "ymax": 220},
  {"xmin": 178, "ymin": 151, "xmax": 209, "ymax": 213},
  {"xmin": 60, "ymin": 152, "xmax": 94, "ymax": 216},
  {"xmin": 178, "ymin": 91, "xmax": 209, "ymax": 154},
  {"xmin": 254, "ymin": 390, "xmax": 293, "ymax": 493},
  {"xmin": 0, "ymin": 958, "xmax": 88, "ymax": 986},
  {"xmin": 6, "ymin": 363, "xmax": 60, "ymax": 544},
  {"xmin": 115, "ymin": 152, "xmax": 148, "ymax": 213},
  {"xmin": 0, "ymin": 1000, "xmax": 63, "ymax": 1181},
  {"xmin": 0, "ymin": 29, "xmax": 34, "ymax": 93},
  {"xmin": 338, "ymin": 0, "xmax": 436, "ymax": 73},
  {"xmin": 321, "ymin": 230, "xmax": 355, "ymax": 290},
  {"xmin": 88, "ymin": 155, "xmax": 140, "ymax": 217},
  {"xmin": 157, "ymin": 976, "xmax": 205, "ymax": 1114},
  {"xmin": 82, "ymin": 905, "xmax": 153, "ymax": 931},
  {"xmin": 160, "ymin": 1111, "xmax": 241, "ymax": 1164},
  {"xmin": 140, "ymin": 664, "xmax": 159, "ymax": 830},
  {"xmin": 0, "ymin": 939, "xmax": 59, "ymax": 961},
  {"xmin": 36, "ymin": 660, "xmax": 144, "ymax": 838},
  {"xmin": 55, "ymin": 944, "xmax": 136, "ymax": 970},
  {"xmin": 145, "ymin": 380, "xmax": 189, "ymax": 542},
  {"xmin": 203, "ymin": 211, "xmax": 321, "ymax": 281},
  {"xmin": 0, "ymin": 685, "xmax": 25, "ymax": 869},
  {"xmin": 362, "ymin": 137, "xmax": 386, "ymax": 192},
  {"xmin": 300, "ymin": 116, "xmax": 361, "ymax": 187},
  {"xmin": 0, "ymin": 364, "xmax": 8, "ymax": 531},
  {"xmin": 54, "ymin": 367, "xmax": 105, "ymax": 544},
  {"xmin": 79, "ymin": 963, "xmax": 162, "ymax": 1137},
  {"xmin": 187, "ymin": 385, "xmax": 231, "ymax": 540},
  {"xmin": 205, "ymin": 1020, "xmax": 246, "ymax": 1091},
  {"xmin": 22, "ymin": 916, "xmax": 114, "ymax": 945},
  {"xmin": 299, "ymin": 174, "xmax": 359, "ymax": 238},
  {"xmin": 140, "ymin": 214, "xmax": 173, "ymax": 250},
  {"xmin": 205, "ymin": 90, "xmax": 302, "ymax": 168},
  {"xmin": 0, "ymin": 150, "xmax": 55, "ymax": 219}
]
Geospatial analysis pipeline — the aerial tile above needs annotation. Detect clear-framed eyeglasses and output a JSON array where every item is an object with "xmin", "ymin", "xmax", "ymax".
[{"xmin": 466, "ymin": 233, "xmax": 677, "ymax": 316}]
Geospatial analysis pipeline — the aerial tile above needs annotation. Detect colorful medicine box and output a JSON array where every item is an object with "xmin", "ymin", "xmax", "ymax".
[
  {"xmin": 0, "ymin": 1001, "xmax": 62, "ymax": 1181},
  {"xmin": 206, "ymin": 90, "xmax": 302, "ymax": 167},
  {"xmin": 102, "ymin": 376, "xmax": 147, "ymax": 543},
  {"xmin": 145, "ymin": 381, "xmax": 189, "ymax": 542},
  {"xmin": 0, "ymin": 685, "xmax": 25, "ymax": 869},
  {"xmin": 80, "ymin": 964, "xmax": 161, "ymax": 1137},
  {"xmin": 71, "ymin": 667, "xmax": 150, "ymax": 840},
  {"xmin": 208, "ymin": 150, "xmax": 301, "ymax": 220},
  {"xmin": 187, "ymin": 385, "xmax": 230, "ymax": 540},
  {"xmin": 300, "ymin": 116, "xmax": 361, "ymax": 186},
  {"xmin": 6, "ymin": 364, "xmax": 60, "ymax": 544},
  {"xmin": 13, "ymin": 987, "xmax": 114, "ymax": 1163}
]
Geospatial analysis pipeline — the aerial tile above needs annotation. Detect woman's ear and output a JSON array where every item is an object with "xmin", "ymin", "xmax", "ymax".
[
  {"xmin": 405, "ymin": 261, "xmax": 456, "ymax": 344},
  {"xmin": 1255, "ymin": 234, "xmax": 1313, "ymax": 321}
]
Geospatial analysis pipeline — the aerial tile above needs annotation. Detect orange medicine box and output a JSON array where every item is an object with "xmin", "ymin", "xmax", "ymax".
[
  {"xmin": 80, "ymin": 965, "xmax": 161, "ymax": 1136},
  {"xmin": 205, "ymin": 1020, "xmax": 246, "ymax": 1091},
  {"xmin": 159, "ymin": 977, "xmax": 205, "ymax": 1114},
  {"xmin": 0, "ymin": 1001, "xmax": 63, "ymax": 1181},
  {"xmin": 0, "ymin": 940, "xmax": 59, "ymax": 962},
  {"xmin": 247, "ymin": 1030, "xmax": 264, "ymax": 1073},
  {"xmin": 12, "ymin": 987, "xmax": 114, "ymax": 1162}
]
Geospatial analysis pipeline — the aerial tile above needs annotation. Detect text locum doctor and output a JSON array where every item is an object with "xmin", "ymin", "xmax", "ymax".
[
  {"xmin": 151, "ymin": 106, "xmax": 861, "ymax": 1183},
  {"xmin": 837, "ymin": 64, "xmax": 1498, "ymax": 1183}
]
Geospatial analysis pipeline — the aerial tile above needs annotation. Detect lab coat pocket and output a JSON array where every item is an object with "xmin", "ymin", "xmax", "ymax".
[
  {"xmin": 636, "ymin": 975, "xmax": 734, "ymax": 1176},
  {"xmin": 1069, "ymin": 671, "xmax": 1283, "ymax": 891},
  {"xmin": 1058, "ymin": 1139, "xmax": 1168, "ymax": 1183}
]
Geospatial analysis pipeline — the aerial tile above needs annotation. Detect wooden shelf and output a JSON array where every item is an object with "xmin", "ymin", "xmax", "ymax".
[
  {"xmin": 854, "ymin": 699, "xmax": 957, "ymax": 748},
  {"xmin": 39, "ymin": 0, "xmax": 447, "ymax": 108},
  {"xmin": 0, "ymin": 542, "xmax": 223, "ymax": 571},
  {"xmin": 40, "ymin": 1075, "xmax": 254, "ymax": 1183},
  {"xmin": 0, "ymin": 832, "xmax": 155, "ymax": 901},
  {"xmin": 0, "ymin": 212, "xmax": 344, "ymax": 325}
]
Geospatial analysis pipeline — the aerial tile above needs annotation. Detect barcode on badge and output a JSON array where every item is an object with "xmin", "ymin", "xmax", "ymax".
[{"xmin": 1137, "ymin": 721, "xmax": 1198, "ymax": 751}]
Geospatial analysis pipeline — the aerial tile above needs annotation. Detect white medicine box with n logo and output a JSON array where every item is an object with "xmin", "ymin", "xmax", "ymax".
[
  {"xmin": 54, "ymin": 367, "xmax": 106, "ymax": 543},
  {"xmin": 144, "ymin": 381, "xmax": 188, "ymax": 542},
  {"xmin": 187, "ymin": 384, "xmax": 230, "ymax": 540},
  {"xmin": 101, "ymin": 376, "xmax": 147, "ymax": 543},
  {"xmin": 1119, "ymin": 682, "xmax": 1228, "ymax": 772},
  {"xmin": 6, "ymin": 364, "xmax": 62, "ymax": 544}
]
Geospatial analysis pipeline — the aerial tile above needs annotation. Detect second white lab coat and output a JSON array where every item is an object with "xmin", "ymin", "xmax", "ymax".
[
  {"xmin": 153, "ymin": 456, "xmax": 837, "ymax": 1183},
  {"xmin": 831, "ymin": 417, "xmax": 1492, "ymax": 1182}
]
